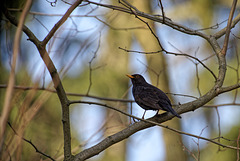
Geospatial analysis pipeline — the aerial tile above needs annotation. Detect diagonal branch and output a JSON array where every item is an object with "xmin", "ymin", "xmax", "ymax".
[
  {"xmin": 221, "ymin": 0, "xmax": 238, "ymax": 55},
  {"xmin": 85, "ymin": 0, "xmax": 210, "ymax": 41},
  {"xmin": 73, "ymin": 96, "xmax": 240, "ymax": 161},
  {"xmin": 214, "ymin": 13, "xmax": 240, "ymax": 39},
  {"xmin": 8, "ymin": 122, "xmax": 55, "ymax": 161},
  {"xmin": 42, "ymin": 0, "xmax": 84, "ymax": 45}
]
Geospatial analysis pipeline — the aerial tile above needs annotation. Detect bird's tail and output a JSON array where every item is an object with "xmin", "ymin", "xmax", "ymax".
[
  {"xmin": 163, "ymin": 105, "xmax": 181, "ymax": 119},
  {"xmin": 169, "ymin": 108, "xmax": 181, "ymax": 118}
]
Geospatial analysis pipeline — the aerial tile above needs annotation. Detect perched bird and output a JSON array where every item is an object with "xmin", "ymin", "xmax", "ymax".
[{"xmin": 127, "ymin": 74, "xmax": 181, "ymax": 119}]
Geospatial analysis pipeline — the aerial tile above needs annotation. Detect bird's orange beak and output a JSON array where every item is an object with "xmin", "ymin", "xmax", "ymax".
[{"xmin": 126, "ymin": 74, "xmax": 134, "ymax": 78}]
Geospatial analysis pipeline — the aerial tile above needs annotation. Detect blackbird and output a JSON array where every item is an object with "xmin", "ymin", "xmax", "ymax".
[{"xmin": 127, "ymin": 74, "xmax": 181, "ymax": 119}]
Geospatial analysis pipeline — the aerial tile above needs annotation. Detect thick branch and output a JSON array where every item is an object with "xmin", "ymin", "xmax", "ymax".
[{"xmin": 70, "ymin": 100, "xmax": 239, "ymax": 150}]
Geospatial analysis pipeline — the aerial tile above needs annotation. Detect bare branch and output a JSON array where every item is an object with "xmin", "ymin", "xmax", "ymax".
[
  {"xmin": 237, "ymin": 129, "xmax": 240, "ymax": 161},
  {"xmin": 214, "ymin": 13, "xmax": 240, "ymax": 39},
  {"xmin": 219, "ymin": 83, "xmax": 240, "ymax": 94},
  {"xmin": 202, "ymin": 103, "xmax": 240, "ymax": 108},
  {"xmin": 119, "ymin": 0, "xmax": 164, "ymax": 50},
  {"xmin": 72, "ymin": 100, "xmax": 240, "ymax": 161},
  {"xmin": 86, "ymin": 34, "xmax": 101, "ymax": 95},
  {"xmin": 42, "ymin": 0, "xmax": 84, "ymax": 45},
  {"xmin": 85, "ymin": 0, "xmax": 210, "ymax": 40},
  {"xmin": 0, "ymin": 84, "xmax": 135, "ymax": 102},
  {"xmin": 195, "ymin": 19, "xmax": 228, "ymax": 32},
  {"xmin": 158, "ymin": 0, "xmax": 166, "ymax": 23},
  {"xmin": 119, "ymin": 47, "xmax": 218, "ymax": 81},
  {"xmin": 181, "ymin": 143, "xmax": 198, "ymax": 161},
  {"xmin": 195, "ymin": 63, "xmax": 202, "ymax": 96},
  {"xmin": 195, "ymin": 126, "xmax": 208, "ymax": 161},
  {"xmin": 221, "ymin": 0, "xmax": 238, "ymax": 55},
  {"xmin": 95, "ymin": 16, "xmax": 146, "ymax": 30},
  {"xmin": 1, "ymin": 84, "xmax": 239, "ymax": 105},
  {"xmin": 215, "ymin": 107, "xmax": 222, "ymax": 151},
  {"xmin": 8, "ymin": 122, "xmax": 55, "ymax": 161}
]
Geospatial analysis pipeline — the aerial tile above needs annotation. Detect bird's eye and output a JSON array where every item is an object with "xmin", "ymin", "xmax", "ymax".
[{"xmin": 136, "ymin": 75, "xmax": 139, "ymax": 78}]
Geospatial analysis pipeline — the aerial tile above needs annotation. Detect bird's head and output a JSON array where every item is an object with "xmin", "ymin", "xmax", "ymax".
[{"xmin": 126, "ymin": 74, "xmax": 147, "ymax": 85}]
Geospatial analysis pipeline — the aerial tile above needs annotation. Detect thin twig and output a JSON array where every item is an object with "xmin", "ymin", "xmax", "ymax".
[
  {"xmin": 215, "ymin": 107, "xmax": 222, "ymax": 152},
  {"xmin": 8, "ymin": 122, "xmax": 55, "ymax": 161},
  {"xmin": 86, "ymin": 33, "xmax": 101, "ymax": 95},
  {"xmin": 42, "ymin": 0, "xmax": 84, "ymax": 45},
  {"xmin": 214, "ymin": 13, "xmax": 240, "ymax": 39},
  {"xmin": 195, "ymin": 19, "xmax": 228, "ymax": 31},
  {"xmin": 2, "ymin": 84, "xmax": 240, "ymax": 105},
  {"xmin": 158, "ymin": 0, "xmax": 165, "ymax": 23},
  {"xmin": 119, "ymin": 47, "xmax": 218, "ymax": 81},
  {"xmin": 237, "ymin": 128, "xmax": 240, "ymax": 161},
  {"xmin": 181, "ymin": 143, "xmax": 198, "ymax": 161},
  {"xmin": 195, "ymin": 63, "xmax": 202, "ymax": 96},
  {"xmin": 119, "ymin": 0, "xmax": 164, "ymax": 50},
  {"xmin": 197, "ymin": 126, "xmax": 208, "ymax": 161},
  {"xmin": 85, "ymin": 0, "xmax": 210, "ymax": 40}
]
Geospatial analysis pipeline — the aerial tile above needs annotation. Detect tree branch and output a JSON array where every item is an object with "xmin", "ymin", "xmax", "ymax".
[
  {"xmin": 85, "ymin": 0, "xmax": 210, "ymax": 41},
  {"xmin": 8, "ymin": 122, "xmax": 55, "ymax": 161},
  {"xmin": 42, "ymin": 0, "xmax": 84, "ymax": 45},
  {"xmin": 221, "ymin": 0, "xmax": 238, "ymax": 55},
  {"xmin": 72, "ymin": 99, "xmax": 240, "ymax": 161},
  {"xmin": 214, "ymin": 13, "xmax": 240, "ymax": 39},
  {"xmin": 119, "ymin": 47, "xmax": 218, "ymax": 81}
]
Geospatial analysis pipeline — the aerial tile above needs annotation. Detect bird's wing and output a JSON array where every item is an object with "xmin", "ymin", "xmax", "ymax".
[
  {"xmin": 134, "ymin": 85, "xmax": 172, "ymax": 110},
  {"xmin": 134, "ymin": 86, "xmax": 163, "ymax": 110},
  {"xmin": 134, "ymin": 85, "xmax": 181, "ymax": 118}
]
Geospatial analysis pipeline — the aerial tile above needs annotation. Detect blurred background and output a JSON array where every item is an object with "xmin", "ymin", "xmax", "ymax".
[{"xmin": 0, "ymin": 0, "xmax": 240, "ymax": 161}]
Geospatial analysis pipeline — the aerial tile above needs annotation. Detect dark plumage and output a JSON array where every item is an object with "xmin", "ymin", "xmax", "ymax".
[{"xmin": 127, "ymin": 74, "xmax": 181, "ymax": 119}]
